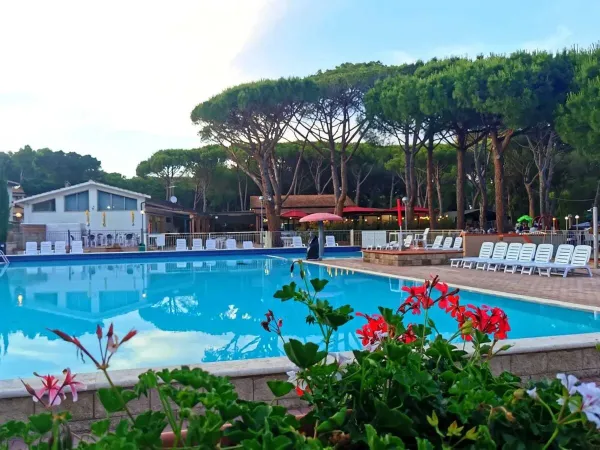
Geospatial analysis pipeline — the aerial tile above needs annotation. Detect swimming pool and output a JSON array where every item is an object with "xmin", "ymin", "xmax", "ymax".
[{"xmin": 1, "ymin": 253, "xmax": 599, "ymax": 380}]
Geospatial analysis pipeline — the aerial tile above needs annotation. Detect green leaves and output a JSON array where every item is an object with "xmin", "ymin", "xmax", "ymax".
[
  {"xmin": 97, "ymin": 387, "xmax": 137, "ymax": 414},
  {"xmin": 28, "ymin": 413, "xmax": 53, "ymax": 434},
  {"xmin": 267, "ymin": 380, "xmax": 295, "ymax": 398},
  {"xmin": 309, "ymin": 278, "xmax": 328, "ymax": 293},
  {"xmin": 273, "ymin": 282, "xmax": 297, "ymax": 301},
  {"xmin": 283, "ymin": 339, "xmax": 326, "ymax": 369}
]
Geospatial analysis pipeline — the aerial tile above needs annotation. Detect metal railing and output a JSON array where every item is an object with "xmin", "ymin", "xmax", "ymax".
[
  {"xmin": 12, "ymin": 230, "xmax": 142, "ymax": 250},
  {"xmin": 147, "ymin": 232, "xmax": 262, "ymax": 250},
  {"xmin": 358, "ymin": 229, "xmax": 463, "ymax": 249}
]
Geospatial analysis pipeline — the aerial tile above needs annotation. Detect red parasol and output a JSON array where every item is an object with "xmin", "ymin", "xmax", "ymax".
[{"xmin": 281, "ymin": 210, "xmax": 308, "ymax": 219}]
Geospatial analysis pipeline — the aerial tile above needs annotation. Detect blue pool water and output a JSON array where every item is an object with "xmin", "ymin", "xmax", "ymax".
[{"xmin": 0, "ymin": 253, "xmax": 599, "ymax": 380}]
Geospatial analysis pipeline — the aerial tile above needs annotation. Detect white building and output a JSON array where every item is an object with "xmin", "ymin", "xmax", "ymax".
[{"xmin": 17, "ymin": 180, "xmax": 150, "ymax": 232}]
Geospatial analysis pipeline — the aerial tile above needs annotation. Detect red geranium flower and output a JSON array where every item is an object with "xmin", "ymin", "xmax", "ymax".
[
  {"xmin": 356, "ymin": 312, "xmax": 389, "ymax": 351},
  {"xmin": 399, "ymin": 324, "xmax": 417, "ymax": 344}
]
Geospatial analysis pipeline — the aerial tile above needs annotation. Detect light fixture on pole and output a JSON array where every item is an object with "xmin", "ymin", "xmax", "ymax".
[
  {"xmin": 575, "ymin": 214, "xmax": 580, "ymax": 228},
  {"xmin": 564, "ymin": 216, "xmax": 569, "ymax": 231},
  {"xmin": 140, "ymin": 201, "xmax": 146, "ymax": 248},
  {"xmin": 402, "ymin": 196, "xmax": 408, "ymax": 234}
]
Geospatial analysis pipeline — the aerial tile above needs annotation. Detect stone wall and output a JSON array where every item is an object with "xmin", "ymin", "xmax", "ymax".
[
  {"xmin": 0, "ymin": 372, "xmax": 306, "ymax": 433},
  {"xmin": 363, "ymin": 249, "xmax": 462, "ymax": 266}
]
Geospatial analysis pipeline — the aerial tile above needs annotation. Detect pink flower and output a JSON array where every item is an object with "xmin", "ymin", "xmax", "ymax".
[
  {"xmin": 62, "ymin": 369, "xmax": 86, "ymax": 402},
  {"xmin": 34, "ymin": 374, "xmax": 65, "ymax": 406}
]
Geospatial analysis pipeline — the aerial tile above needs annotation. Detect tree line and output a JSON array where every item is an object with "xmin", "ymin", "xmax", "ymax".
[{"xmin": 1, "ymin": 47, "xmax": 599, "ymax": 230}]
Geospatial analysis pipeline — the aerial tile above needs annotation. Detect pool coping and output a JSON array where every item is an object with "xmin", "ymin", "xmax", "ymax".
[
  {"xmin": 2, "ymin": 331, "xmax": 600, "ymax": 399},
  {"xmin": 2, "ymin": 254, "xmax": 600, "ymax": 400}
]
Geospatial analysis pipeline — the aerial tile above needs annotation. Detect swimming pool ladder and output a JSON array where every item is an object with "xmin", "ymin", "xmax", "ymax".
[{"xmin": 0, "ymin": 250, "xmax": 9, "ymax": 265}]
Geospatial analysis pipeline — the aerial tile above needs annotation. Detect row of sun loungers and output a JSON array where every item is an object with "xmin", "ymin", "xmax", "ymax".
[
  {"xmin": 25, "ymin": 241, "xmax": 84, "ymax": 255},
  {"xmin": 450, "ymin": 242, "xmax": 592, "ymax": 277}
]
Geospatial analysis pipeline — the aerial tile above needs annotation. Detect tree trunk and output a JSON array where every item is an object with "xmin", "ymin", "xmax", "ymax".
[
  {"xmin": 435, "ymin": 172, "xmax": 443, "ymax": 217},
  {"xmin": 335, "ymin": 157, "xmax": 347, "ymax": 216},
  {"xmin": 389, "ymin": 173, "xmax": 396, "ymax": 209},
  {"xmin": 456, "ymin": 146, "xmax": 466, "ymax": 230},
  {"xmin": 525, "ymin": 181, "xmax": 535, "ymax": 219},
  {"xmin": 490, "ymin": 129, "xmax": 514, "ymax": 233},
  {"xmin": 426, "ymin": 138, "xmax": 436, "ymax": 229},
  {"xmin": 353, "ymin": 166, "xmax": 362, "ymax": 205},
  {"xmin": 480, "ymin": 192, "xmax": 488, "ymax": 230},
  {"xmin": 202, "ymin": 184, "xmax": 208, "ymax": 213}
]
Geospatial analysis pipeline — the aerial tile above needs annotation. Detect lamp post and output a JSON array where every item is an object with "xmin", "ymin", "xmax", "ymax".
[
  {"xmin": 402, "ymin": 196, "xmax": 408, "ymax": 235},
  {"xmin": 564, "ymin": 216, "xmax": 569, "ymax": 232},
  {"xmin": 575, "ymin": 214, "xmax": 580, "ymax": 228},
  {"xmin": 140, "ymin": 201, "xmax": 146, "ymax": 248}
]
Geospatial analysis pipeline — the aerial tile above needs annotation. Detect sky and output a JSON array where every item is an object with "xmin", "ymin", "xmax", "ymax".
[{"xmin": 0, "ymin": 0, "xmax": 598, "ymax": 176}]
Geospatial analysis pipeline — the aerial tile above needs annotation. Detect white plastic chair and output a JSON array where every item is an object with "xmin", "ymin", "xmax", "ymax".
[
  {"xmin": 54, "ymin": 241, "xmax": 67, "ymax": 255},
  {"xmin": 452, "ymin": 237, "xmax": 463, "ymax": 250},
  {"xmin": 414, "ymin": 228, "xmax": 429, "ymax": 248},
  {"xmin": 155, "ymin": 234, "xmax": 166, "ymax": 249},
  {"xmin": 325, "ymin": 235, "xmax": 338, "ymax": 247},
  {"xmin": 292, "ymin": 236, "xmax": 306, "ymax": 248},
  {"xmin": 487, "ymin": 242, "xmax": 521, "ymax": 272},
  {"xmin": 503, "ymin": 243, "xmax": 537, "ymax": 274},
  {"xmin": 537, "ymin": 245, "xmax": 591, "ymax": 278},
  {"xmin": 225, "ymin": 239, "xmax": 237, "ymax": 250},
  {"xmin": 519, "ymin": 244, "xmax": 553, "ymax": 275},
  {"xmin": 191, "ymin": 239, "xmax": 203, "ymax": 251},
  {"xmin": 403, "ymin": 235, "xmax": 413, "ymax": 248},
  {"xmin": 205, "ymin": 239, "xmax": 217, "ymax": 250},
  {"xmin": 451, "ymin": 242, "xmax": 494, "ymax": 269},
  {"xmin": 175, "ymin": 239, "xmax": 188, "ymax": 251},
  {"xmin": 70, "ymin": 241, "xmax": 84, "ymax": 254},
  {"xmin": 475, "ymin": 242, "xmax": 508, "ymax": 270},
  {"xmin": 426, "ymin": 235, "xmax": 443, "ymax": 250},
  {"xmin": 25, "ymin": 241, "xmax": 38, "ymax": 255},
  {"xmin": 40, "ymin": 241, "xmax": 53, "ymax": 255},
  {"xmin": 441, "ymin": 237, "xmax": 453, "ymax": 250},
  {"xmin": 243, "ymin": 241, "xmax": 254, "ymax": 249}
]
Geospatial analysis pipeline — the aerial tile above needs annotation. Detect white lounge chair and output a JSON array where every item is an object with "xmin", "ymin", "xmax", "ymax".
[
  {"xmin": 380, "ymin": 240, "xmax": 398, "ymax": 250},
  {"xmin": 518, "ymin": 244, "xmax": 553, "ymax": 275},
  {"xmin": 292, "ymin": 236, "xmax": 306, "ymax": 248},
  {"xmin": 537, "ymin": 245, "xmax": 592, "ymax": 278},
  {"xmin": 225, "ymin": 239, "xmax": 237, "ymax": 250},
  {"xmin": 403, "ymin": 235, "xmax": 414, "ymax": 248},
  {"xmin": 441, "ymin": 237, "xmax": 453, "ymax": 250},
  {"xmin": 191, "ymin": 239, "xmax": 203, "ymax": 251},
  {"xmin": 70, "ymin": 240, "xmax": 84, "ymax": 254},
  {"xmin": 450, "ymin": 242, "xmax": 494, "ymax": 269},
  {"xmin": 426, "ymin": 235, "xmax": 443, "ymax": 250},
  {"xmin": 487, "ymin": 242, "xmax": 521, "ymax": 272},
  {"xmin": 475, "ymin": 242, "xmax": 508, "ymax": 270},
  {"xmin": 54, "ymin": 241, "xmax": 67, "ymax": 255},
  {"xmin": 519, "ymin": 244, "xmax": 570, "ymax": 276},
  {"xmin": 325, "ymin": 235, "xmax": 338, "ymax": 247},
  {"xmin": 503, "ymin": 243, "xmax": 537, "ymax": 274},
  {"xmin": 242, "ymin": 241, "xmax": 254, "ymax": 249},
  {"xmin": 40, "ymin": 241, "xmax": 53, "ymax": 255},
  {"xmin": 175, "ymin": 239, "xmax": 188, "ymax": 251},
  {"xmin": 414, "ymin": 228, "xmax": 429, "ymax": 248},
  {"xmin": 452, "ymin": 237, "xmax": 463, "ymax": 250},
  {"xmin": 205, "ymin": 239, "xmax": 217, "ymax": 250},
  {"xmin": 25, "ymin": 241, "xmax": 38, "ymax": 255}
]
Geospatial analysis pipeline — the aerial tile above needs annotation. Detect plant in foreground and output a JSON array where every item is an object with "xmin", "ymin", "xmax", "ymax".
[{"xmin": 1, "ymin": 261, "xmax": 598, "ymax": 449}]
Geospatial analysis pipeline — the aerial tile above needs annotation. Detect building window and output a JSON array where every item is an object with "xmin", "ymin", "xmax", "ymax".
[
  {"xmin": 64, "ymin": 191, "xmax": 89, "ymax": 211},
  {"xmin": 32, "ymin": 199, "xmax": 56, "ymax": 212},
  {"xmin": 97, "ymin": 191, "xmax": 137, "ymax": 211}
]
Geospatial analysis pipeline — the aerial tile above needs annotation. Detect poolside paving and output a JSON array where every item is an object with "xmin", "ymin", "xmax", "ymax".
[{"xmin": 317, "ymin": 258, "xmax": 600, "ymax": 309}]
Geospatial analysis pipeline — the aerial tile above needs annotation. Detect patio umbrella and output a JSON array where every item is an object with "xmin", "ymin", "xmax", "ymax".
[
  {"xmin": 299, "ymin": 212, "xmax": 343, "ymax": 259},
  {"xmin": 517, "ymin": 215, "xmax": 534, "ymax": 223}
]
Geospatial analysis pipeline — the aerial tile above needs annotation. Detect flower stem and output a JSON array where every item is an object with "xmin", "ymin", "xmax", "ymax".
[{"xmin": 101, "ymin": 369, "xmax": 135, "ymax": 423}]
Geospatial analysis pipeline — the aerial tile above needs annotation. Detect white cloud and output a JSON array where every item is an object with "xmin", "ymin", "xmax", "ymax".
[
  {"xmin": 0, "ymin": 0, "xmax": 280, "ymax": 175},
  {"xmin": 522, "ymin": 25, "xmax": 573, "ymax": 52}
]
